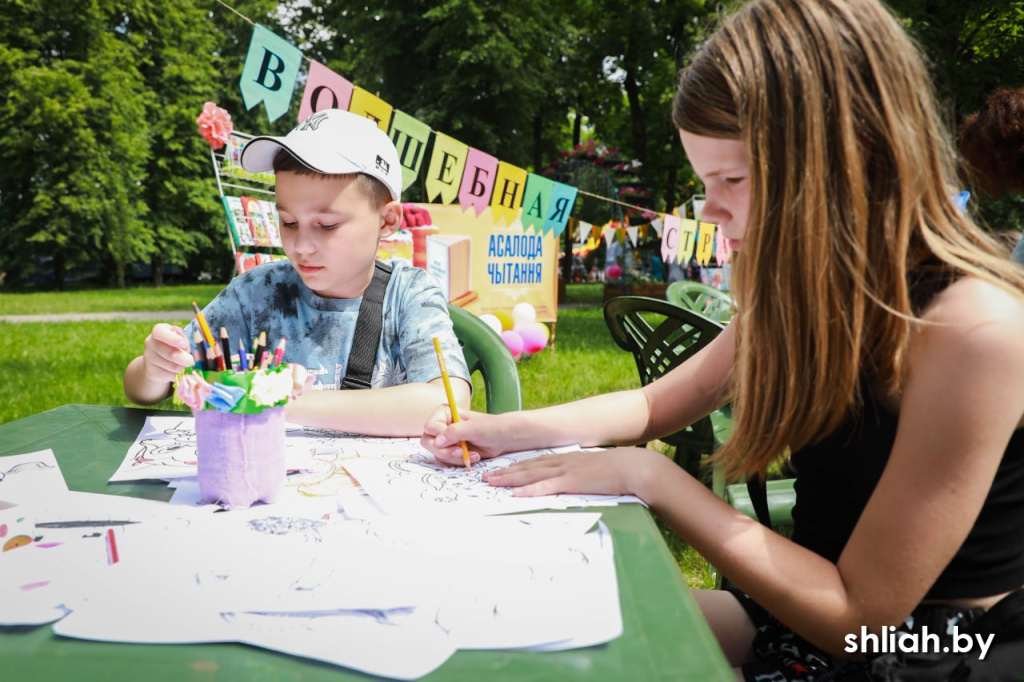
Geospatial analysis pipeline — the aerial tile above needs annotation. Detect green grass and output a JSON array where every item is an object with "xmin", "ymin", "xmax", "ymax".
[
  {"xmin": 0, "ymin": 282, "xmax": 714, "ymax": 588},
  {"xmin": 0, "ymin": 283, "xmax": 225, "ymax": 315}
]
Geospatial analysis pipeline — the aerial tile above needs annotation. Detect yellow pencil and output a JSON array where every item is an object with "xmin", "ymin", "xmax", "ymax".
[
  {"xmin": 191, "ymin": 301, "xmax": 216, "ymax": 350},
  {"xmin": 432, "ymin": 337, "xmax": 471, "ymax": 471}
]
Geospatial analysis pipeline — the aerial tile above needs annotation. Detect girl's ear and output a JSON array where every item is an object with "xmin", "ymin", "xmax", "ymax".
[{"xmin": 379, "ymin": 201, "xmax": 403, "ymax": 238}]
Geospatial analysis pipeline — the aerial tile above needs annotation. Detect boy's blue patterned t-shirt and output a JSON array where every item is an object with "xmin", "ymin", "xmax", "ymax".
[{"xmin": 184, "ymin": 259, "xmax": 470, "ymax": 390}]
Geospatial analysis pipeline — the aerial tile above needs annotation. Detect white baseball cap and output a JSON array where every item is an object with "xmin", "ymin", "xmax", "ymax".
[{"xmin": 240, "ymin": 109, "xmax": 402, "ymax": 201}]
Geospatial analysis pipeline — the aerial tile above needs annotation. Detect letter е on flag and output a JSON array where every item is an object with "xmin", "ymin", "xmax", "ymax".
[
  {"xmin": 298, "ymin": 60, "xmax": 354, "ymax": 122},
  {"xmin": 240, "ymin": 25, "xmax": 302, "ymax": 123},
  {"xmin": 426, "ymin": 133, "xmax": 469, "ymax": 204}
]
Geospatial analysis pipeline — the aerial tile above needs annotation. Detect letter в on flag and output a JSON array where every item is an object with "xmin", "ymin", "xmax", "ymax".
[
  {"xmin": 425, "ymin": 133, "xmax": 469, "ymax": 204},
  {"xmin": 239, "ymin": 25, "xmax": 302, "ymax": 122},
  {"xmin": 348, "ymin": 87, "xmax": 393, "ymax": 132},
  {"xmin": 389, "ymin": 111, "xmax": 432, "ymax": 191},
  {"xmin": 458, "ymin": 148, "xmax": 499, "ymax": 216},
  {"xmin": 490, "ymin": 162, "xmax": 528, "ymax": 226},
  {"xmin": 298, "ymin": 60, "xmax": 354, "ymax": 122}
]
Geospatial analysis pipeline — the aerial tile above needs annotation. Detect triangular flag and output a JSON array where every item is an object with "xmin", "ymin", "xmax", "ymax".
[
  {"xmin": 578, "ymin": 221, "xmax": 593, "ymax": 243},
  {"xmin": 626, "ymin": 226, "xmax": 639, "ymax": 246},
  {"xmin": 425, "ymin": 133, "xmax": 469, "ymax": 204},
  {"xmin": 458, "ymin": 148, "xmax": 499, "ymax": 216},
  {"xmin": 298, "ymin": 60, "xmax": 353, "ymax": 122},
  {"xmin": 696, "ymin": 221, "xmax": 716, "ymax": 266},
  {"xmin": 239, "ymin": 25, "xmax": 302, "ymax": 122},
  {"xmin": 661, "ymin": 214, "xmax": 680, "ymax": 263},
  {"xmin": 602, "ymin": 224, "xmax": 615, "ymax": 245},
  {"xmin": 650, "ymin": 217, "xmax": 663, "ymax": 237},
  {"xmin": 490, "ymin": 162, "xmax": 528, "ymax": 226},
  {"xmin": 521, "ymin": 174, "xmax": 554, "ymax": 233},
  {"xmin": 545, "ymin": 182, "xmax": 578, "ymax": 236},
  {"xmin": 715, "ymin": 230, "xmax": 732, "ymax": 265},
  {"xmin": 389, "ymin": 110, "xmax": 432, "ymax": 191},
  {"xmin": 348, "ymin": 87, "xmax": 393, "ymax": 132},
  {"xmin": 677, "ymin": 218, "xmax": 698, "ymax": 264}
]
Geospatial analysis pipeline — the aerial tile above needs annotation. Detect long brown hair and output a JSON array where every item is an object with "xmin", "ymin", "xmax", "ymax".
[{"xmin": 673, "ymin": 0, "xmax": 1024, "ymax": 479}]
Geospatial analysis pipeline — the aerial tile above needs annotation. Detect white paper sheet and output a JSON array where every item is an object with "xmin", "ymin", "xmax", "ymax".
[
  {"xmin": 0, "ymin": 449, "xmax": 67, "ymax": 503},
  {"xmin": 342, "ymin": 450, "xmax": 642, "ymax": 517}
]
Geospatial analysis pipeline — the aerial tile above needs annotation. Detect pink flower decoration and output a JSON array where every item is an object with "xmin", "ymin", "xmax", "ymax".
[
  {"xmin": 196, "ymin": 102, "xmax": 233, "ymax": 150},
  {"xmin": 176, "ymin": 372, "xmax": 213, "ymax": 412}
]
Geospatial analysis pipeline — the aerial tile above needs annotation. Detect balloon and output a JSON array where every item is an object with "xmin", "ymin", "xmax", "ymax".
[
  {"xmin": 519, "ymin": 322, "xmax": 549, "ymax": 354},
  {"xmin": 512, "ymin": 302, "xmax": 536, "ymax": 329},
  {"xmin": 500, "ymin": 330, "xmax": 524, "ymax": 360},
  {"xmin": 478, "ymin": 313, "xmax": 502, "ymax": 335},
  {"xmin": 493, "ymin": 309, "xmax": 514, "ymax": 331},
  {"xmin": 607, "ymin": 264, "xmax": 622, "ymax": 280}
]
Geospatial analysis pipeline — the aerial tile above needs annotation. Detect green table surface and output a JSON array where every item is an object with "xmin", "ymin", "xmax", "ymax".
[{"xmin": 0, "ymin": 405, "xmax": 732, "ymax": 681}]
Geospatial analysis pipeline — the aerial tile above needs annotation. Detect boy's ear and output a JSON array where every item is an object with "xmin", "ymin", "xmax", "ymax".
[{"xmin": 379, "ymin": 201, "xmax": 403, "ymax": 238}]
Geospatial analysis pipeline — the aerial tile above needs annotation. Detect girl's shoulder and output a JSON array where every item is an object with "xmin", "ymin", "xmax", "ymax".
[{"xmin": 922, "ymin": 275, "xmax": 1024, "ymax": 328}]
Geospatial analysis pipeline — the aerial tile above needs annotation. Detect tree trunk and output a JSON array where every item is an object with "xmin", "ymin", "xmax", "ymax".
[
  {"xmin": 573, "ymin": 96, "xmax": 584, "ymax": 148},
  {"xmin": 152, "ymin": 254, "xmax": 164, "ymax": 287},
  {"xmin": 622, "ymin": 39, "xmax": 648, "ymax": 186}
]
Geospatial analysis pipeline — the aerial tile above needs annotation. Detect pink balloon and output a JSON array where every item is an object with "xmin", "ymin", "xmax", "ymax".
[
  {"xmin": 500, "ymin": 330, "xmax": 524, "ymax": 360},
  {"xmin": 607, "ymin": 264, "xmax": 622, "ymax": 280},
  {"xmin": 519, "ymin": 323, "xmax": 549, "ymax": 354}
]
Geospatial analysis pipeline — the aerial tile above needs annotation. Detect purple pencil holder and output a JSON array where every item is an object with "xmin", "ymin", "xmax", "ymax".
[{"xmin": 195, "ymin": 405, "xmax": 286, "ymax": 509}]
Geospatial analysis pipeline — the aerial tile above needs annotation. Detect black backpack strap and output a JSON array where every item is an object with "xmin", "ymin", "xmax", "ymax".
[
  {"xmin": 341, "ymin": 260, "xmax": 393, "ymax": 390},
  {"xmin": 747, "ymin": 474, "xmax": 773, "ymax": 529}
]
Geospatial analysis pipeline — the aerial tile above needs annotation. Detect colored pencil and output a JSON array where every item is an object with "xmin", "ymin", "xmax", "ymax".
[
  {"xmin": 238, "ymin": 338, "xmax": 248, "ymax": 371},
  {"xmin": 219, "ymin": 327, "xmax": 233, "ymax": 371},
  {"xmin": 432, "ymin": 337, "xmax": 471, "ymax": 471},
  {"xmin": 204, "ymin": 341, "xmax": 216, "ymax": 372},
  {"xmin": 213, "ymin": 341, "xmax": 226, "ymax": 372},
  {"xmin": 106, "ymin": 527, "xmax": 119, "ymax": 565},
  {"xmin": 272, "ymin": 337, "xmax": 286, "ymax": 367},
  {"xmin": 191, "ymin": 329, "xmax": 204, "ymax": 369},
  {"xmin": 191, "ymin": 301, "xmax": 216, "ymax": 349}
]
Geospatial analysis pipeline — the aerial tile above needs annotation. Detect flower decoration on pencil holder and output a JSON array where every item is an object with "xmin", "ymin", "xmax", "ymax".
[
  {"xmin": 196, "ymin": 101, "xmax": 233, "ymax": 150},
  {"xmin": 174, "ymin": 364, "xmax": 294, "ymax": 509}
]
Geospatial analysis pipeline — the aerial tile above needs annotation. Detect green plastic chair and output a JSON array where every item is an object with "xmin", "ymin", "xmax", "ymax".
[
  {"xmin": 666, "ymin": 281, "xmax": 734, "ymax": 323},
  {"xmin": 602, "ymin": 296, "xmax": 730, "ymax": 488},
  {"xmin": 447, "ymin": 304, "xmax": 523, "ymax": 414}
]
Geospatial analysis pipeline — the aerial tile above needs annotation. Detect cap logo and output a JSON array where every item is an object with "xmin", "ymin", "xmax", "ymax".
[
  {"xmin": 298, "ymin": 112, "xmax": 330, "ymax": 132},
  {"xmin": 375, "ymin": 155, "xmax": 390, "ymax": 174}
]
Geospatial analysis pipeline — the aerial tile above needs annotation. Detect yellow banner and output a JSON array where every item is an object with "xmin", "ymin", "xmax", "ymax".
[
  {"xmin": 696, "ymin": 221, "xmax": 716, "ymax": 266},
  {"xmin": 348, "ymin": 87, "xmax": 393, "ymax": 132},
  {"xmin": 490, "ymin": 162, "xmax": 528, "ymax": 226},
  {"xmin": 425, "ymin": 134, "xmax": 469, "ymax": 205}
]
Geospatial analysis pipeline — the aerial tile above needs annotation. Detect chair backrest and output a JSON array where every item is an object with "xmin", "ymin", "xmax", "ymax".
[
  {"xmin": 447, "ymin": 304, "xmax": 523, "ymax": 414},
  {"xmin": 603, "ymin": 296, "xmax": 725, "ymax": 471},
  {"xmin": 666, "ymin": 281, "xmax": 734, "ymax": 323}
]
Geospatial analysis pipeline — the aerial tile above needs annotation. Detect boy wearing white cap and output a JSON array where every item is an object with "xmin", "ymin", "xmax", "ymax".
[{"xmin": 124, "ymin": 109, "xmax": 471, "ymax": 436}]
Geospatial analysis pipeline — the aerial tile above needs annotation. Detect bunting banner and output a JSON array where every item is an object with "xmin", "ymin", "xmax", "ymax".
[
  {"xmin": 578, "ymin": 220, "xmax": 593, "ymax": 243},
  {"xmin": 661, "ymin": 215, "xmax": 680, "ymax": 264},
  {"xmin": 695, "ymin": 221, "xmax": 716, "ymax": 266},
  {"xmin": 389, "ymin": 111, "xmax": 432, "ymax": 191},
  {"xmin": 459, "ymin": 148, "xmax": 500, "ymax": 216},
  {"xmin": 521, "ymin": 174, "xmax": 554, "ymax": 233},
  {"xmin": 298, "ymin": 60, "xmax": 354, "ymax": 122},
  {"xmin": 425, "ymin": 133, "xmax": 469, "ymax": 204},
  {"xmin": 240, "ymin": 24, "xmax": 302, "ymax": 122},
  {"xmin": 625, "ymin": 226, "xmax": 639, "ymax": 247},
  {"xmin": 544, "ymin": 182, "xmax": 578, "ymax": 237},
  {"xmin": 348, "ymin": 87, "xmax": 393, "ymax": 132},
  {"xmin": 715, "ymin": 230, "xmax": 732, "ymax": 265},
  {"xmin": 677, "ymin": 218, "xmax": 698, "ymax": 264},
  {"xmin": 490, "ymin": 162, "xmax": 528, "ymax": 226}
]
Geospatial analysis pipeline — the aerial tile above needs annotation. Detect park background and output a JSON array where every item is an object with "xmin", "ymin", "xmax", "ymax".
[{"xmin": 4, "ymin": 0, "xmax": 1024, "ymax": 585}]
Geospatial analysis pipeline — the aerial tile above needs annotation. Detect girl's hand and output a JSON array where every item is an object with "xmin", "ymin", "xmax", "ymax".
[
  {"xmin": 142, "ymin": 323, "xmax": 193, "ymax": 385},
  {"xmin": 482, "ymin": 447, "xmax": 661, "ymax": 498},
  {"xmin": 421, "ymin": 406, "xmax": 513, "ymax": 466}
]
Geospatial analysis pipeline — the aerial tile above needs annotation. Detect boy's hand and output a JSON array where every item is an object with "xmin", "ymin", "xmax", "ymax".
[{"xmin": 141, "ymin": 323, "xmax": 194, "ymax": 386}]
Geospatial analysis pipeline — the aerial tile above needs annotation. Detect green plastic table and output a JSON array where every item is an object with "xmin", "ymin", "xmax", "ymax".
[{"xmin": 0, "ymin": 405, "xmax": 733, "ymax": 681}]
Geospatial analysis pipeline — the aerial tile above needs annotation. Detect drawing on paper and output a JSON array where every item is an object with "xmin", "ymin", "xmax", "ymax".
[
  {"xmin": 248, "ymin": 516, "xmax": 327, "ymax": 543},
  {"xmin": 125, "ymin": 420, "xmax": 198, "ymax": 473},
  {"xmin": 0, "ymin": 459, "xmax": 55, "ymax": 484},
  {"xmin": 381, "ymin": 451, "xmax": 559, "ymax": 505}
]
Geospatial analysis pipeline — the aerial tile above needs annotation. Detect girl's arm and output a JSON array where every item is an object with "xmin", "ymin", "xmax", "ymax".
[
  {"xmin": 493, "ymin": 278, "xmax": 1024, "ymax": 655},
  {"xmin": 424, "ymin": 324, "xmax": 736, "ymax": 464}
]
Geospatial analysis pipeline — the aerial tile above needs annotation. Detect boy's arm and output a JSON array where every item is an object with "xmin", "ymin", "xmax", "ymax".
[
  {"xmin": 285, "ymin": 377, "xmax": 470, "ymax": 437},
  {"xmin": 123, "ymin": 323, "xmax": 195, "ymax": 405}
]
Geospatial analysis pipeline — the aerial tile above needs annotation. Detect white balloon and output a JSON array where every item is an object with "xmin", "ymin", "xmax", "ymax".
[
  {"xmin": 512, "ymin": 302, "xmax": 536, "ymax": 329},
  {"xmin": 479, "ymin": 313, "xmax": 503, "ymax": 335}
]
